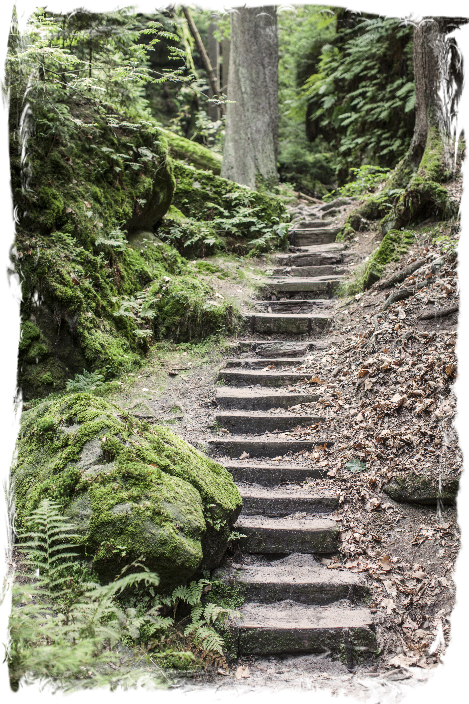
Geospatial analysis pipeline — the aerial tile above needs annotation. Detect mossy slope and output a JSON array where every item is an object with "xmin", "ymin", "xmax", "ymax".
[
  {"xmin": 0, "ymin": 92, "xmax": 177, "ymax": 400},
  {"xmin": 13, "ymin": 393, "xmax": 242, "ymax": 590}
]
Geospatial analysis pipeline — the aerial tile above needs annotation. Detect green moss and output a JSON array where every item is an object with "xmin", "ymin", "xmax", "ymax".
[
  {"xmin": 339, "ymin": 229, "xmax": 416, "ymax": 296},
  {"xmin": 142, "ymin": 275, "xmax": 240, "ymax": 342},
  {"xmin": 13, "ymin": 393, "xmax": 242, "ymax": 590},
  {"xmin": 170, "ymin": 162, "xmax": 287, "ymax": 224},
  {"xmin": 19, "ymin": 321, "xmax": 40, "ymax": 353},
  {"xmin": 163, "ymin": 130, "xmax": 222, "ymax": 174}
]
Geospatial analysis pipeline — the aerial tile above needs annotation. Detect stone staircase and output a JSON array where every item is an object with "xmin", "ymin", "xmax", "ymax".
[{"xmin": 208, "ymin": 201, "xmax": 377, "ymax": 664}]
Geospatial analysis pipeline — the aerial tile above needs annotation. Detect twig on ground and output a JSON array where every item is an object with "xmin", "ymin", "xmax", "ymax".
[{"xmin": 418, "ymin": 305, "xmax": 459, "ymax": 320}]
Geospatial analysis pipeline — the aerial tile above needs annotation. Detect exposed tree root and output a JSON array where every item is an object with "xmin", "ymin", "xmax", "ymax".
[{"xmin": 418, "ymin": 304, "xmax": 458, "ymax": 320}]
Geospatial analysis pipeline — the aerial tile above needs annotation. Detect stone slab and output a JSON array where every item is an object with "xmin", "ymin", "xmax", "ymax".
[
  {"xmin": 238, "ymin": 486, "xmax": 338, "ymax": 516},
  {"xmin": 233, "ymin": 602, "xmax": 376, "ymax": 656},
  {"xmin": 209, "ymin": 438, "xmax": 332, "ymax": 458},
  {"xmin": 215, "ymin": 388, "xmax": 320, "ymax": 410},
  {"xmin": 215, "ymin": 554, "xmax": 369, "ymax": 604},
  {"xmin": 223, "ymin": 461, "xmax": 327, "ymax": 484},
  {"xmin": 215, "ymin": 411, "xmax": 323, "ymax": 434},
  {"xmin": 217, "ymin": 369, "xmax": 316, "ymax": 387},
  {"xmin": 236, "ymin": 516, "xmax": 339, "ymax": 553}
]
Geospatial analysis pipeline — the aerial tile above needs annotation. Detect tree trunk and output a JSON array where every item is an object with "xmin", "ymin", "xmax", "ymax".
[
  {"xmin": 207, "ymin": 16, "xmax": 220, "ymax": 122},
  {"xmin": 221, "ymin": 6, "xmax": 278, "ymax": 189},
  {"xmin": 411, "ymin": 0, "xmax": 469, "ymax": 168},
  {"xmin": 221, "ymin": 36, "xmax": 230, "ymax": 95}
]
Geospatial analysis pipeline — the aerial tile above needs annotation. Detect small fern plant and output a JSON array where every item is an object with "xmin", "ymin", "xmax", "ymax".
[
  {"xmin": 7, "ymin": 499, "xmax": 168, "ymax": 692},
  {"xmin": 65, "ymin": 370, "xmax": 105, "ymax": 393}
]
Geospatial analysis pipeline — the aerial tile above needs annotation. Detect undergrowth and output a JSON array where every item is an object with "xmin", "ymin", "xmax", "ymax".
[
  {"xmin": 7, "ymin": 499, "xmax": 237, "ymax": 691},
  {"xmin": 338, "ymin": 228, "xmax": 416, "ymax": 296}
]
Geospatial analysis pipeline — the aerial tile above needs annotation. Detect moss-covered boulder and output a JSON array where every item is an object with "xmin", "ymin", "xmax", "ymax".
[
  {"xmin": 163, "ymin": 130, "xmax": 223, "ymax": 174},
  {"xmin": 171, "ymin": 162, "xmax": 287, "ymax": 223},
  {"xmin": 141, "ymin": 275, "xmax": 239, "ymax": 342},
  {"xmin": 13, "ymin": 394, "xmax": 242, "ymax": 590},
  {"xmin": 383, "ymin": 473, "xmax": 459, "ymax": 506},
  {"xmin": 12, "ymin": 99, "xmax": 181, "ymax": 400}
]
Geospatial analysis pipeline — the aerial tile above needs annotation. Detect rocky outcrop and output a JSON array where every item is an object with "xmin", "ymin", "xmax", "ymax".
[
  {"xmin": 383, "ymin": 473, "xmax": 459, "ymax": 506},
  {"xmin": 13, "ymin": 393, "xmax": 242, "ymax": 590}
]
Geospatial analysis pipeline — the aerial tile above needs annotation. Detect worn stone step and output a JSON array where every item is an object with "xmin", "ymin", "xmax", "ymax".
[
  {"xmin": 217, "ymin": 369, "xmax": 315, "ymax": 387},
  {"xmin": 209, "ymin": 438, "xmax": 331, "ymax": 459},
  {"xmin": 248, "ymin": 313, "xmax": 331, "ymax": 335},
  {"xmin": 224, "ymin": 357, "xmax": 306, "ymax": 369},
  {"xmin": 290, "ymin": 218, "xmax": 334, "ymax": 228},
  {"xmin": 215, "ymin": 387, "xmax": 319, "ymax": 410},
  {"xmin": 238, "ymin": 486, "xmax": 338, "ymax": 516},
  {"xmin": 271, "ymin": 264, "xmax": 349, "ymax": 277},
  {"xmin": 215, "ymin": 554, "xmax": 369, "ymax": 604},
  {"xmin": 236, "ymin": 515, "xmax": 339, "ymax": 553},
  {"xmin": 254, "ymin": 299, "xmax": 332, "ymax": 314},
  {"xmin": 289, "ymin": 228, "xmax": 341, "ymax": 246},
  {"xmin": 274, "ymin": 242, "xmax": 346, "ymax": 266},
  {"xmin": 231, "ymin": 602, "xmax": 376, "ymax": 656},
  {"xmin": 215, "ymin": 411, "xmax": 323, "ymax": 434},
  {"xmin": 223, "ymin": 461, "xmax": 327, "ymax": 484},
  {"xmin": 237, "ymin": 340, "xmax": 314, "ymax": 357},
  {"xmin": 266, "ymin": 276, "xmax": 343, "ymax": 296}
]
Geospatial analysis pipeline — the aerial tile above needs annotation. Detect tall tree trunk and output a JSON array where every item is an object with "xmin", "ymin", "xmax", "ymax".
[
  {"xmin": 221, "ymin": 6, "xmax": 278, "ymax": 189},
  {"xmin": 411, "ymin": 0, "xmax": 469, "ymax": 167},
  {"xmin": 207, "ymin": 16, "xmax": 220, "ymax": 122}
]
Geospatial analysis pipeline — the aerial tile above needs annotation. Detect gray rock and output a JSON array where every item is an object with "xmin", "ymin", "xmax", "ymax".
[{"xmin": 383, "ymin": 473, "xmax": 459, "ymax": 505}]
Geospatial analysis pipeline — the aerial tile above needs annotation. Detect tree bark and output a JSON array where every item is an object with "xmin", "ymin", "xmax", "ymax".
[
  {"xmin": 207, "ymin": 16, "xmax": 220, "ymax": 122},
  {"xmin": 411, "ymin": 0, "xmax": 469, "ymax": 167},
  {"xmin": 221, "ymin": 36, "xmax": 230, "ymax": 95},
  {"xmin": 182, "ymin": 6, "xmax": 223, "ymax": 114},
  {"xmin": 221, "ymin": 6, "xmax": 278, "ymax": 189}
]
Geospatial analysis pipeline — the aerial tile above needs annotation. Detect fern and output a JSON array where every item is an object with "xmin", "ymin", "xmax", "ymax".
[
  {"xmin": 10, "ymin": 500, "xmax": 238, "ymax": 704},
  {"xmin": 65, "ymin": 370, "xmax": 105, "ymax": 393}
]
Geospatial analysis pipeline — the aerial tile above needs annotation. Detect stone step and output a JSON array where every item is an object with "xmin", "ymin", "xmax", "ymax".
[
  {"xmin": 209, "ymin": 437, "xmax": 331, "ymax": 458},
  {"xmin": 276, "ymin": 251, "xmax": 344, "ymax": 268},
  {"xmin": 224, "ymin": 357, "xmax": 306, "ymax": 369},
  {"xmin": 223, "ymin": 461, "xmax": 327, "ymax": 484},
  {"xmin": 289, "ymin": 228, "xmax": 341, "ymax": 246},
  {"xmin": 231, "ymin": 602, "xmax": 376, "ymax": 657},
  {"xmin": 215, "ymin": 387, "xmax": 319, "ymax": 410},
  {"xmin": 217, "ymin": 369, "xmax": 315, "ymax": 387},
  {"xmin": 271, "ymin": 265, "xmax": 349, "ymax": 277},
  {"xmin": 215, "ymin": 411, "xmax": 323, "ymax": 434},
  {"xmin": 254, "ymin": 299, "xmax": 332, "ymax": 314},
  {"xmin": 215, "ymin": 554, "xmax": 369, "ymax": 604},
  {"xmin": 238, "ymin": 486, "xmax": 338, "ymax": 516},
  {"xmin": 290, "ymin": 218, "xmax": 334, "ymax": 228},
  {"xmin": 248, "ymin": 313, "xmax": 331, "ymax": 335},
  {"xmin": 237, "ymin": 340, "xmax": 314, "ymax": 357},
  {"xmin": 236, "ymin": 515, "xmax": 339, "ymax": 553},
  {"xmin": 264, "ymin": 277, "xmax": 343, "ymax": 300}
]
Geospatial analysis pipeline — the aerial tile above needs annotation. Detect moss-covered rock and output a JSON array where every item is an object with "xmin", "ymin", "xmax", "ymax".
[
  {"xmin": 13, "ymin": 393, "xmax": 242, "ymax": 590},
  {"xmin": 171, "ymin": 162, "xmax": 287, "ymax": 223},
  {"xmin": 383, "ymin": 473, "xmax": 459, "ymax": 506},
  {"xmin": 142, "ymin": 275, "xmax": 240, "ymax": 342},
  {"xmin": 163, "ymin": 129, "xmax": 222, "ymax": 174},
  {"xmin": 12, "ymin": 101, "xmax": 188, "ymax": 399}
]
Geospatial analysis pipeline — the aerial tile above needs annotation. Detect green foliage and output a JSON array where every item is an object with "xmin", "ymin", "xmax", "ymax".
[
  {"xmin": 324, "ymin": 165, "xmax": 390, "ymax": 200},
  {"xmin": 8, "ymin": 499, "xmax": 237, "ymax": 689},
  {"xmin": 345, "ymin": 459, "xmax": 367, "ymax": 473},
  {"xmin": 66, "ymin": 370, "xmax": 105, "ymax": 393},
  {"xmin": 160, "ymin": 162, "xmax": 289, "ymax": 256},
  {"xmin": 301, "ymin": 14, "xmax": 415, "ymax": 182},
  {"xmin": 142, "ymin": 275, "xmax": 240, "ymax": 341},
  {"xmin": 13, "ymin": 393, "xmax": 242, "ymax": 589},
  {"xmin": 339, "ymin": 228, "xmax": 416, "ymax": 296}
]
